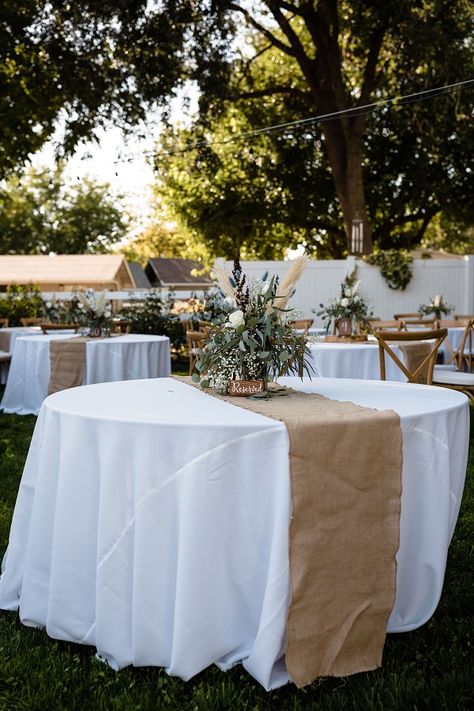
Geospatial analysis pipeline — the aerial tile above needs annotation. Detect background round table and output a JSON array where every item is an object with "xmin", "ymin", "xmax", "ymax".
[
  {"xmin": 307, "ymin": 339, "xmax": 407, "ymax": 380},
  {"xmin": 0, "ymin": 333, "xmax": 171, "ymax": 415},
  {"xmin": 0, "ymin": 377, "xmax": 468, "ymax": 690}
]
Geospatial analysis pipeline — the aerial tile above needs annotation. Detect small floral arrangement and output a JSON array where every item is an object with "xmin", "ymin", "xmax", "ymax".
[
  {"xmin": 315, "ymin": 274, "xmax": 373, "ymax": 334},
  {"xmin": 419, "ymin": 294, "xmax": 454, "ymax": 320},
  {"xmin": 76, "ymin": 289, "xmax": 113, "ymax": 335},
  {"xmin": 192, "ymin": 252, "xmax": 312, "ymax": 393},
  {"xmin": 42, "ymin": 295, "xmax": 82, "ymax": 325}
]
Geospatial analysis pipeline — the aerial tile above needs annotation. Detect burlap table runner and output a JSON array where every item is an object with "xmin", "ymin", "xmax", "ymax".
[
  {"xmin": 175, "ymin": 376, "xmax": 402, "ymax": 687},
  {"xmin": 397, "ymin": 342, "xmax": 433, "ymax": 383},
  {"xmin": 0, "ymin": 331, "xmax": 9, "ymax": 352},
  {"xmin": 48, "ymin": 337, "xmax": 88, "ymax": 395}
]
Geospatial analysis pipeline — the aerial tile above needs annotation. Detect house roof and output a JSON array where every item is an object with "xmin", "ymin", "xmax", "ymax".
[
  {"xmin": 145, "ymin": 258, "xmax": 213, "ymax": 288},
  {"xmin": 127, "ymin": 261, "xmax": 151, "ymax": 289},
  {"xmin": 0, "ymin": 254, "xmax": 135, "ymax": 288}
]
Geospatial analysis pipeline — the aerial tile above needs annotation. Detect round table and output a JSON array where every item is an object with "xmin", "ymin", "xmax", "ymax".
[
  {"xmin": 307, "ymin": 339, "xmax": 408, "ymax": 380},
  {"xmin": 0, "ymin": 333, "xmax": 171, "ymax": 415},
  {"xmin": 0, "ymin": 377, "xmax": 468, "ymax": 690}
]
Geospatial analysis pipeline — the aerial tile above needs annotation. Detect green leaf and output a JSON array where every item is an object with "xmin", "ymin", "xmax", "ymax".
[
  {"xmin": 191, "ymin": 373, "xmax": 200, "ymax": 382},
  {"xmin": 258, "ymin": 351, "xmax": 270, "ymax": 359},
  {"xmin": 279, "ymin": 350, "xmax": 289, "ymax": 362}
]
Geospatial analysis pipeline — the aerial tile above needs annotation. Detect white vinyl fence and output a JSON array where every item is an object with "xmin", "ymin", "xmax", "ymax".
[
  {"xmin": 4, "ymin": 256, "xmax": 472, "ymax": 328},
  {"xmin": 219, "ymin": 256, "xmax": 474, "ymax": 327}
]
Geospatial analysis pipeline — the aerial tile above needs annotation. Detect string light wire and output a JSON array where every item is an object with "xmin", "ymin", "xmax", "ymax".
[{"xmin": 106, "ymin": 78, "xmax": 474, "ymax": 165}]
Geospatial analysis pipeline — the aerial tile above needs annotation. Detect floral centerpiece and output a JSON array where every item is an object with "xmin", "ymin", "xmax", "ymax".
[
  {"xmin": 192, "ymin": 253, "xmax": 312, "ymax": 394},
  {"xmin": 76, "ymin": 289, "xmax": 113, "ymax": 336},
  {"xmin": 42, "ymin": 295, "xmax": 83, "ymax": 325},
  {"xmin": 419, "ymin": 294, "xmax": 454, "ymax": 321},
  {"xmin": 315, "ymin": 276, "xmax": 373, "ymax": 336}
]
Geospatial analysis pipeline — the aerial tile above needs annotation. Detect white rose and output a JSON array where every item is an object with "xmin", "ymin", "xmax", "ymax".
[
  {"xmin": 433, "ymin": 294, "xmax": 441, "ymax": 307},
  {"xmin": 345, "ymin": 288, "xmax": 352, "ymax": 298},
  {"xmin": 227, "ymin": 310, "xmax": 245, "ymax": 328},
  {"xmin": 45, "ymin": 301, "xmax": 52, "ymax": 308},
  {"xmin": 340, "ymin": 298, "xmax": 349, "ymax": 308},
  {"xmin": 353, "ymin": 295, "xmax": 360, "ymax": 302},
  {"xmin": 104, "ymin": 309, "xmax": 112, "ymax": 318}
]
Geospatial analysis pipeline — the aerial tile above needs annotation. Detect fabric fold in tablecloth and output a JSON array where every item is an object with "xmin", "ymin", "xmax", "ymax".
[
  {"xmin": 48, "ymin": 338, "xmax": 87, "ymax": 395},
  {"xmin": 175, "ymin": 376, "xmax": 402, "ymax": 688}
]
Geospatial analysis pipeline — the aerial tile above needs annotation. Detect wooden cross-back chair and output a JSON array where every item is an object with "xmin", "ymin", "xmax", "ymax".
[
  {"xmin": 111, "ymin": 320, "xmax": 132, "ymax": 334},
  {"xmin": 0, "ymin": 318, "xmax": 8, "ymax": 328},
  {"xmin": 402, "ymin": 318, "xmax": 438, "ymax": 329},
  {"xmin": 454, "ymin": 314, "xmax": 474, "ymax": 321},
  {"xmin": 432, "ymin": 320, "xmax": 474, "ymax": 402},
  {"xmin": 393, "ymin": 312, "xmax": 422, "ymax": 321},
  {"xmin": 289, "ymin": 318, "xmax": 314, "ymax": 334},
  {"xmin": 186, "ymin": 330, "xmax": 208, "ymax": 375},
  {"xmin": 20, "ymin": 317, "xmax": 42, "ymax": 326},
  {"xmin": 374, "ymin": 328, "xmax": 447, "ymax": 385},
  {"xmin": 40, "ymin": 322, "xmax": 80, "ymax": 333},
  {"xmin": 370, "ymin": 320, "xmax": 406, "ymax": 332},
  {"xmin": 198, "ymin": 320, "xmax": 212, "ymax": 335}
]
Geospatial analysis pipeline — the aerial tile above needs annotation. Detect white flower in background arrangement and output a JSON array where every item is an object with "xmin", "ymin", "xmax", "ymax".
[
  {"xmin": 340, "ymin": 298, "xmax": 350, "ymax": 308},
  {"xmin": 227, "ymin": 309, "xmax": 245, "ymax": 329},
  {"xmin": 419, "ymin": 293, "xmax": 453, "ymax": 319}
]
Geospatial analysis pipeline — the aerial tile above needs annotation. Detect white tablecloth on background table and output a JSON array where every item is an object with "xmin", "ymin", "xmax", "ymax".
[
  {"xmin": 0, "ymin": 334, "xmax": 171, "ymax": 415},
  {"xmin": 307, "ymin": 340, "xmax": 409, "ymax": 380},
  {"xmin": 0, "ymin": 376, "xmax": 468, "ymax": 689},
  {"xmin": 0, "ymin": 327, "xmax": 42, "ymax": 384}
]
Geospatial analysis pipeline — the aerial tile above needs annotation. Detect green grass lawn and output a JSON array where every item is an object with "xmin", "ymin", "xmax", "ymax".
[{"xmin": 0, "ymin": 391, "xmax": 472, "ymax": 711}]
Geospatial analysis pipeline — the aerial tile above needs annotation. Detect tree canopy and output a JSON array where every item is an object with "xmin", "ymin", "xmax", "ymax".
[
  {"xmin": 0, "ymin": 166, "xmax": 129, "ymax": 254},
  {"xmin": 1, "ymin": 1, "xmax": 473, "ymax": 257}
]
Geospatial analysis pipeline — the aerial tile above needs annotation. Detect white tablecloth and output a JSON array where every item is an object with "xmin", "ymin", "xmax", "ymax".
[
  {"xmin": 0, "ymin": 327, "xmax": 42, "ymax": 384},
  {"xmin": 0, "ymin": 334, "xmax": 171, "ymax": 415},
  {"xmin": 307, "ymin": 341, "xmax": 408, "ymax": 380},
  {"xmin": 0, "ymin": 377, "xmax": 468, "ymax": 690}
]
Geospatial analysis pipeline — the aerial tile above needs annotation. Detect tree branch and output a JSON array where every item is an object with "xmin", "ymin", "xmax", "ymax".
[
  {"xmin": 228, "ymin": 3, "xmax": 297, "ymax": 57},
  {"xmin": 357, "ymin": 27, "xmax": 386, "ymax": 108},
  {"xmin": 231, "ymin": 85, "xmax": 313, "ymax": 105},
  {"xmin": 373, "ymin": 206, "xmax": 439, "ymax": 237},
  {"xmin": 267, "ymin": 0, "xmax": 313, "ymax": 69}
]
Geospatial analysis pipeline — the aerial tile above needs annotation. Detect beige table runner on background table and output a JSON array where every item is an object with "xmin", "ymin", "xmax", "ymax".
[
  {"xmin": 48, "ymin": 337, "xmax": 88, "ymax": 395},
  {"xmin": 0, "ymin": 331, "xmax": 11, "ymax": 352},
  {"xmin": 176, "ymin": 376, "xmax": 402, "ymax": 687}
]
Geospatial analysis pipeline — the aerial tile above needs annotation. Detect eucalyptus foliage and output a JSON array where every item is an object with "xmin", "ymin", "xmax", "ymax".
[{"xmin": 193, "ymin": 257, "xmax": 312, "ymax": 391}]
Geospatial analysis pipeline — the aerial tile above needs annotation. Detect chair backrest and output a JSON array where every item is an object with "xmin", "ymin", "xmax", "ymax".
[
  {"xmin": 370, "ymin": 320, "xmax": 406, "ymax": 332},
  {"xmin": 0, "ymin": 318, "xmax": 8, "ymax": 328},
  {"xmin": 111, "ymin": 320, "xmax": 132, "ymax": 334},
  {"xmin": 20, "ymin": 317, "xmax": 43, "ymax": 326},
  {"xmin": 453, "ymin": 319, "xmax": 474, "ymax": 370},
  {"xmin": 181, "ymin": 319, "xmax": 197, "ymax": 333},
  {"xmin": 198, "ymin": 320, "xmax": 212, "ymax": 335},
  {"xmin": 40, "ymin": 322, "xmax": 80, "ymax": 333},
  {"xmin": 186, "ymin": 330, "xmax": 208, "ymax": 374},
  {"xmin": 437, "ymin": 319, "xmax": 461, "ymax": 328},
  {"xmin": 454, "ymin": 314, "xmax": 474, "ymax": 321},
  {"xmin": 374, "ymin": 328, "xmax": 447, "ymax": 384},
  {"xmin": 402, "ymin": 318, "xmax": 437, "ymax": 329},
  {"xmin": 289, "ymin": 318, "xmax": 314, "ymax": 334},
  {"xmin": 393, "ymin": 312, "xmax": 422, "ymax": 321}
]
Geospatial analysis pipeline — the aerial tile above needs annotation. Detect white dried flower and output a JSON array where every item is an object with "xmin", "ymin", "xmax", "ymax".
[{"xmin": 228, "ymin": 310, "xmax": 245, "ymax": 328}]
